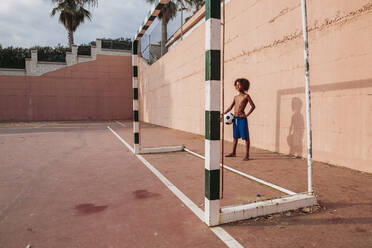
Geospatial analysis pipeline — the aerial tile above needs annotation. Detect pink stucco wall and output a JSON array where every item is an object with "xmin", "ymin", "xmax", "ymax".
[
  {"xmin": 139, "ymin": 23, "xmax": 206, "ymax": 134},
  {"xmin": 0, "ymin": 55, "xmax": 133, "ymax": 121},
  {"xmin": 139, "ymin": 0, "xmax": 372, "ymax": 173}
]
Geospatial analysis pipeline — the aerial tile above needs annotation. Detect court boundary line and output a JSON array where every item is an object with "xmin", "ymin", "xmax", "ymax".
[
  {"xmin": 115, "ymin": 121, "xmax": 127, "ymax": 127},
  {"xmin": 0, "ymin": 132, "xmax": 63, "ymax": 137},
  {"xmin": 107, "ymin": 126, "xmax": 243, "ymax": 248},
  {"xmin": 184, "ymin": 148, "xmax": 296, "ymax": 195},
  {"xmin": 115, "ymin": 121, "xmax": 295, "ymax": 195}
]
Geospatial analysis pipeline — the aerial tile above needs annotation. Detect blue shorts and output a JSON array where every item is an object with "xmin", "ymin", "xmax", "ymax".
[{"xmin": 233, "ymin": 117, "xmax": 250, "ymax": 140}]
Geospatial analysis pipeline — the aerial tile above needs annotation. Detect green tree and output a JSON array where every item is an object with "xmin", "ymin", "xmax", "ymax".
[
  {"xmin": 50, "ymin": 0, "xmax": 97, "ymax": 48},
  {"xmin": 0, "ymin": 46, "xmax": 31, "ymax": 69}
]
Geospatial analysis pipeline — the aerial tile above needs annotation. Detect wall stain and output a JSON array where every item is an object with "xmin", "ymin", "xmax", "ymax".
[
  {"xmin": 269, "ymin": 4, "xmax": 301, "ymax": 24},
  {"xmin": 226, "ymin": 2, "xmax": 372, "ymax": 63}
]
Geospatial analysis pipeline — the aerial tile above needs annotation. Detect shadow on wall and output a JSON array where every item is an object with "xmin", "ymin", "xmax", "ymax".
[
  {"xmin": 287, "ymin": 97, "xmax": 304, "ymax": 157},
  {"xmin": 276, "ymin": 78, "xmax": 372, "ymax": 156}
]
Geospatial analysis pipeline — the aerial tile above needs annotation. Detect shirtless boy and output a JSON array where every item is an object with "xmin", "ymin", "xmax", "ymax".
[{"xmin": 222, "ymin": 78, "xmax": 255, "ymax": 160}]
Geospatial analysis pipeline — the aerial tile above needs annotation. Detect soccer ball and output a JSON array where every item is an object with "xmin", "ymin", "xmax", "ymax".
[{"xmin": 224, "ymin": 112, "xmax": 234, "ymax": 125}]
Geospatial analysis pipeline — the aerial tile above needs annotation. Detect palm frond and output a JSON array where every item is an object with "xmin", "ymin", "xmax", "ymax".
[
  {"xmin": 158, "ymin": 1, "xmax": 178, "ymax": 22},
  {"xmin": 50, "ymin": 0, "xmax": 95, "ymax": 47},
  {"xmin": 51, "ymin": 0, "xmax": 97, "ymax": 7}
]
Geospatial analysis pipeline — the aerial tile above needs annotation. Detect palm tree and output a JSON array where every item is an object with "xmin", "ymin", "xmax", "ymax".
[
  {"xmin": 145, "ymin": 0, "xmax": 204, "ymax": 54},
  {"xmin": 51, "ymin": 0, "xmax": 96, "ymax": 48},
  {"xmin": 184, "ymin": 0, "xmax": 204, "ymax": 12},
  {"xmin": 145, "ymin": 0, "xmax": 179, "ymax": 54},
  {"xmin": 52, "ymin": 0, "xmax": 98, "ymax": 7}
]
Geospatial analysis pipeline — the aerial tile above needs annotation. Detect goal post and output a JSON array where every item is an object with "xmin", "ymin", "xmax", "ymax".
[
  {"xmin": 132, "ymin": 0, "xmax": 317, "ymax": 227},
  {"xmin": 132, "ymin": 0, "xmax": 222, "ymax": 226},
  {"xmin": 204, "ymin": 0, "xmax": 222, "ymax": 226},
  {"xmin": 132, "ymin": 39, "xmax": 140, "ymax": 154},
  {"xmin": 132, "ymin": 0, "xmax": 182, "ymax": 155}
]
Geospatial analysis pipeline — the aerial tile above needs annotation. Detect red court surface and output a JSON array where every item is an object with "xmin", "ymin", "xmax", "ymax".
[{"xmin": 1, "ymin": 121, "xmax": 372, "ymax": 248}]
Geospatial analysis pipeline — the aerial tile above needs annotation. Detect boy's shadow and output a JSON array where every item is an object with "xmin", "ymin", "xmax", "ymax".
[{"xmin": 287, "ymin": 97, "xmax": 305, "ymax": 157}]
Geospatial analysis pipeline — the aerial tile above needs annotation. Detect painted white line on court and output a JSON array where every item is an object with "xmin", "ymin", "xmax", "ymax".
[
  {"xmin": 184, "ymin": 148, "xmax": 296, "ymax": 195},
  {"xmin": 34, "ymin": 126, "xmax": 84, "ymax": 129},
  {"xmin": 0, "ymin": 126, "xmax": 88, "ymax": 130},
  {"xmin": 210, "ymin": 227, "xmax": 242, "ymax": 248},
  {"xmin": 108, "ymin": 127, "xmax": 202, "ymax": 219},
  {"xmin": 184, "ymin": 148, "xmax": 205, "ymax": 159},
  {"xmin": 135, "ymin": 154, "xmax": 204, "ymax": 220},
  {"xmin": 107, "ymin": 126, "xmax": 243, "ymax": 248},
  {"xmin": 108, "ymin": 126, "xmax": 134, "ymax": 153},
  {"xmin": 0, "ymin": 132, "xmax": 67, "ymax": 137},
  {"xmin": 115, "ymin": 121, "xmax": 127, "ymax": 127}
]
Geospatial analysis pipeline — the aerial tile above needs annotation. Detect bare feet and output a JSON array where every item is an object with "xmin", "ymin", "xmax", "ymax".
[
  {"xmin": 225, "ymin": 153, "xmax": 236, "ymax": 157},
  {"xmin": 243, "ymin": 156, "xmax": 250, "ymax": 161}
]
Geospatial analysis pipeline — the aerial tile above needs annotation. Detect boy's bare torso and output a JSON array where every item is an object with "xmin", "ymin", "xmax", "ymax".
[{"xmin": 234, "ymin": 94, "xmax": 249, "ymax": 117}]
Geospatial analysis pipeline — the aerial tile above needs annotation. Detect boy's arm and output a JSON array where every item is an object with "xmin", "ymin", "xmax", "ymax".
[
  {"xmin": 223, "ymin": 99, "xmax": 235, "ymax": 114},
  {"xmin": 220, "ymin": 99, "xmax": 235, "ymax": 120},
  {"xmin": 245, "ymin": 94, "xmax": 256, "ymax": 117}
]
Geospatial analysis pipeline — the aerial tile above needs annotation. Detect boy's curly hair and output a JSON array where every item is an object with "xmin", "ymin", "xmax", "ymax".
[{"xmin": 234, "ymin": 78, "xmax": 250, "ymax": 91}]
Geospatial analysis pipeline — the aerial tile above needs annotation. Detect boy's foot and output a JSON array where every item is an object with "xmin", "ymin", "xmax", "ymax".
[
  {"xmin": 243, "ymin": 157, "xmax": 250, "ymax": 161},
  {"xmin": 225, "ymin": 153, "xmax": 236, "ymax": 157}
]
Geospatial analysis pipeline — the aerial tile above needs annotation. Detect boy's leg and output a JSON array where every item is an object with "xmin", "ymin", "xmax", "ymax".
[
  {"xmin": 226, "ymin": 138, "xmax": 238, "ymax": 157},
  {"xmin": 227, "ymin": 117, "xmax": 239, "ymax": 157},
  {"xmin": 241, "ymin": 118, "xmax": 250, "ymax": 161},
  {"xmin": 243, "ymin": 139, "xmax": 250, "ymax": 161}
]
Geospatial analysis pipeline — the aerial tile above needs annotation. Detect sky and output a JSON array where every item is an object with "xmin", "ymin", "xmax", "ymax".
[{"xmin": 0, "ymin": 0, "xmax": 152, "ymax": 48}]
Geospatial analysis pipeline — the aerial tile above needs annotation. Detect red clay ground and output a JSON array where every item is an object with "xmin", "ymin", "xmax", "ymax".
[
  {"xmin": 1, "ymin": 120, "xmax": 372, "ymax": 248},
  {"xmin": 0, "ymin": 122, "xmax": 224, "ymax": 248}
]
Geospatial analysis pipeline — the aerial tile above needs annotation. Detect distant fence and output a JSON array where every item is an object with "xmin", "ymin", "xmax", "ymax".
[
  {"xmin": 37, "ymin": 46, "xmax": 70, "ymax": 63},
  {"xmin": 77, "ymin": 46, "xmax": 91, "ymax": 56},
  {"xmin": 101, "ymin": 39, "xmax": 132, "ymax": 50}
]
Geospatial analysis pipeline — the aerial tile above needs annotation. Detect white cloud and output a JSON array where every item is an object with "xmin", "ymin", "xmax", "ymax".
[{"xmin": 0, "ymin": 0, "xmax": 151, "ymax": 48}]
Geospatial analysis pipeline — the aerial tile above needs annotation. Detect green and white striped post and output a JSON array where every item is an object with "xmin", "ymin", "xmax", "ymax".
[
  {"xmin": 205, "ymin": 0, "xmax": 221, "ymax": 226},
  {"xmin": 132, "ymin": 0, "xmax": 169, "ymax": 155},
  {"xmin": 132, "ymin": 40, "xmax": 140, "ymax": 154}
]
